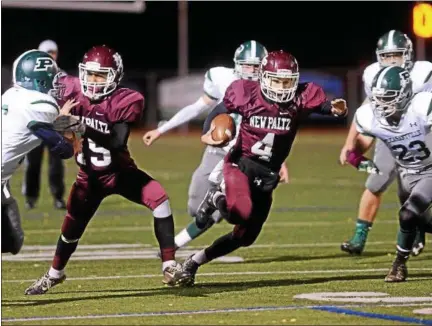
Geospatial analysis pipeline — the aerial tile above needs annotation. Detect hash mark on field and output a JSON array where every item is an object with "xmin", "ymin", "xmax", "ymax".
[
  {"xmin": 3, "ymin": 268, "xmax": 432, "ymax": 283},
  {"xmin": 2, "ymin": 303, "xmax": 432, "ymax": 323}
]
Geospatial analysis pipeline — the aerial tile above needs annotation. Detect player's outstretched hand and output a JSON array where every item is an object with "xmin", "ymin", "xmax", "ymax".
[
  {"xmin": 142, "ymin": 129, "xmax": 161, "ymax": 146},
  {"xmin": 60, "ymin": 99, "xmax": 80, "ymax": 116},
  {"xmin": 201, "ymin": 125, "xmax": 225, "ymax": 146},
  {"xmin": 331, "ymin": 99, "xmax": 348, "ymax": 117},
  {"xmin": 279, "ymin": 162, "xmax": 289, "ymax": 184}
]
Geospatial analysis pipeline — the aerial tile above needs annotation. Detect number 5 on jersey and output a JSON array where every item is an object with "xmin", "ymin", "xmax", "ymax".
[{"xmin": 251, "ymin": 133, "xmax": 275, "ymax": 162}]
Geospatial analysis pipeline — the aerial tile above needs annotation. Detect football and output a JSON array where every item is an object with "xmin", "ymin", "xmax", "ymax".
[{"xmin": 211, "ymin": 113, "xmax": 236, "ymax": 146}]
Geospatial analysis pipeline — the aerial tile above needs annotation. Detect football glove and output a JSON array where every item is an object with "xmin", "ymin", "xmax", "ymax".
[
  {"xmin": 53, "ymin": 115, "xmax": 86, "ymax": 135},
  {"xmin": 331, "ymin": 99, "xmax": 348, "ymax": 117},
  {"xmin": 358, "ymin": 159, "xmax": 382, "ymax": 175}
]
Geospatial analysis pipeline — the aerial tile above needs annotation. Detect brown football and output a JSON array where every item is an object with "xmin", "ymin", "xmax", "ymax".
[{"xmin": 211, "ymin": 113, "xmax": 236, "ymax": 146}]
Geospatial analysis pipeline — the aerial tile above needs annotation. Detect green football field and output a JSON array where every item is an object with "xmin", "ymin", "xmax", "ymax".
[{"xmin": 2, "ymin": 129, "xmax": 432, "ymax": 325}]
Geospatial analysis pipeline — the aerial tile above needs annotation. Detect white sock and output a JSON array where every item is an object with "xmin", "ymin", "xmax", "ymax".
[
  {"xmin": 175, "ymin": 229, "xmax": 192, "ymax": 248},
  {"xmin": 162, "ymin": 260, "xmax": 176, "ymax": 272},
  {"xmin": 48, "ymin": 267, "xmax": 64, "ymax": 279},
  {"xmin": 192, "ymin": 249, "xmax": 208, "ymax": 265}
]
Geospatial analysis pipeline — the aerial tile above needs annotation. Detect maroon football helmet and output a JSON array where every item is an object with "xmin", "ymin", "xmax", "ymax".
[
  {"xmin": 78, "ymin": 45, "xmax": 124, "ymax": 100},
  {"xmin": 259, "ymin": 50, "xmax": 300, "ymax": 103}
]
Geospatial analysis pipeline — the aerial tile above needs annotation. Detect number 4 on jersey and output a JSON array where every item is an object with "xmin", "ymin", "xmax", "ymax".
[{"xmin": 251, "ymin": 133, "xmax": 275, "ymax": 162}]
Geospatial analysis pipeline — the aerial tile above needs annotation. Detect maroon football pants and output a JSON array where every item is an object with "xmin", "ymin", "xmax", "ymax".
[
  {"xmin": 222, "ymin": 161, "xmax": 273, "ymax": 245},
  {"xmin": 60, "ymin": 167, "xmax": 168, "ymax": 241}
]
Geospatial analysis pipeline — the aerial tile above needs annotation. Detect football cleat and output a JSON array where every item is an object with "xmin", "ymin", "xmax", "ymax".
[
  {"xmin": 162, "ymin": 262, "xmax": 192, "ymax": 287},
  {"xmin": 384, "ymin": 259, "xmax": 408, "ymax": 282},
  {"xmin": 24, "ymin": 272, "xmax": 66, "ymax": 295},
  {"xmin": 181, "ymin": 255, "xmax": 200, "ymax": 287},
  {"xmin": 195, "ymin": 188, "xmax": 220, "ymax": 229},
  {"xmin": 412, "ymin": 229, "xmax": 426, "ymax": 257},
  {"xmin": 340, "ymin": 225, "xmax": 369, "ymax": 255}
]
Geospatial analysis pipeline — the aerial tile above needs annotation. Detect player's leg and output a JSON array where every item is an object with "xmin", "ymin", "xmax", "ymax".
[
  {"xmin": 48, "ymin": 151, "xmax": 66, "ymax": 209},
  {"xmin": 341, "ymin": 139, "xmax": 397, "ymax": 254},
  {"xmin": 175, "ymin": 147, "xmax": 225, "ymax": 249},
  {"xmin": 1, "ymin": 182, "xmax": 24, "ymax": 255},
  {"xmin": 116, "ymin": 167, "xmax": 192, "ymax": 286},
  {"xmin": 183, "ymin": 191, "xmax": 272, "ymax": 286},
  {"xmin": 22, "ymin": 144, "xmax": 44, "ymax": 209},
  {"xmin": 25, "ymin": 171, "xmax": 104, "ymax": 295},
  {"xmin": 385, "ymin": 173, "xmax": 432, "ymax": 282}
]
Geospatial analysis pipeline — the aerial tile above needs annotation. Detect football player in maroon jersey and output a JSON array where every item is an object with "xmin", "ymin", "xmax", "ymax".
[
  {"xmin": 25, "ymin": 45, "xmax": 192, "ymax": 295},
  {"xmin": 181, "ymin": 50, "xmax": 348, "ymax": 285}
]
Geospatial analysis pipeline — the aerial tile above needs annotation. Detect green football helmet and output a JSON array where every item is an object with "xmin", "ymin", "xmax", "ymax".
[
  {"xmin": 376, "ymin": 30, "xmax": 414, "ymax": 70},
  {"xmin": 13, "ymin": 49, "xmax": 62, "ymax": 99},
  {"xmin": 371, "ymin": 66, "xmax": 412, "ymax": 119},
  {"xmin": 233, "ymin": 40, "xmax": 268, "ymax": 81}
]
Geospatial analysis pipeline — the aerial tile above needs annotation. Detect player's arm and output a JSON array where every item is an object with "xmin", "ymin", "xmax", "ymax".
[
  {"xmin": 201, "ymin": 80, "xmax": 244, "ymax": 145},
  {"xmin": 28, "ymin": 100, "xmax": 74, "ymax": 159},
  {"xmin": 84, "ymin": 122, "xmax": 130, "ymax": 151},
  {"xmin": 142, "ymin": 69, "xmax": 220, "ymax": 146},
  {"xmin": 158, "ymin": 94, "xmax": 216, "ymax": 134},
  {"xmin": 341, "ymin": 112, "xmax": 380, "ymax": 174},
  {"xmin": 302, "ymin": 83, "xmax": 348, "ymax": 117},
  {"xmin": 27, "ymin": 121, "xmax": 74, "ymax": 159}
]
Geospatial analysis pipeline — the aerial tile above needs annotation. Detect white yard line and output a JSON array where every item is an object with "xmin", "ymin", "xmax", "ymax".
[{"xmin": 2, "ymin": 303, "xmax": 432, "ymax": 323}]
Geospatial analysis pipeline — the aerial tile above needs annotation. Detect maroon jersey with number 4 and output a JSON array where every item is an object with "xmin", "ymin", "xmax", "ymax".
[
  {"xmin": 224, "ymin": 79, "xmax": 328, "ymax": 171},
  {"xmin": 59, "ymin": 75, "xmax": 144, "ymax": 173}
]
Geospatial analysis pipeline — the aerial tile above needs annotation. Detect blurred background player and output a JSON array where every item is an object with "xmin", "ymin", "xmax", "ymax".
[
  {"xmin": 340, "ymin": 30, "xmax": 432, "ymax": 256},
  {"xmin": 181, "ymin": 50, "xmax": 348, "ymax": 286},
  {"xmin": 22, "ymin": 39, "xmax": 68, "ymax": 210},
  {"xmin": 2, "ymin": 49, "xmax": 74, "ymax": 255},
  {"xmin": 143, "ymin": 41, "xmax": 289, "ymax": 251},
  {"xmin": 25, "ymin": 45, "xmax": 192, "ymax": 295},
  {"xmin": 342, "ymin": 66, "xmax": 432, "ymax": 282}
]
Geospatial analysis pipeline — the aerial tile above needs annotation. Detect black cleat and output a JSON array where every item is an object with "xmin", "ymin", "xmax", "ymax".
[
  {"xmin": 181, "ymin": 255, "xmax": 199, "ymax": 287},
  {"xmin": 385, "ymin": 259, "xmax": 408, "ymax": 282},
  {"xmin": 25, "ymin": 273, "xmax": 66, "ymax": 295},
  {"xmin": 195, "ymin": 188, "xmax": 220, "ymax": 228}
]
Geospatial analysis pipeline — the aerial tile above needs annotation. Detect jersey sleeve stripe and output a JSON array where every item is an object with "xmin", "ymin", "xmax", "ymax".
[
  {"xmin": 205, "ymin": 70, "xmax": 212, "ymax": 82},
  {"xmin": 31, "ymin": 100, "xmax": 60, "ymax": 113},
  {"xmin": 424, "ymin": 70, "xmax": 432, "ymax": 84},
  {"xmin": 204, "ymin": 90, "xmax": 219, "ymax": 101},
  {"xmin": 427, "ymin": 97, "xmax": 432, "ymax": 116}
]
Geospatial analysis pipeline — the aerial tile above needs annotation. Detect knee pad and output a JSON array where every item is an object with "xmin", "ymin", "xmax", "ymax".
[
  {"xmin": 153, "ymin": 199, "xmax": 172, "ymax": 218},
  {"xmin": 365, "ymin": 172, "xmax": 396, "ymax": 194},
  {"xmin": 227, "ymin": 195, "xmax": 252, "ymax": 221},
  {"xmin": 399, "ymin": 205, "xmax": 418, "ymax": 231},
  {"xmin": 142, "ymin": 180, "xmax": 169, "ymax": 210}
]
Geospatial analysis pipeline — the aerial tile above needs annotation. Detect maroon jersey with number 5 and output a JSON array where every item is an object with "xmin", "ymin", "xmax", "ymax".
[
  {"xmin": 224, "ymin": 79, "xmax": 328, "ymax": 171},
  {"xmin": 59, "ymin": 75, "xmax": 144, "ymax": 173}
]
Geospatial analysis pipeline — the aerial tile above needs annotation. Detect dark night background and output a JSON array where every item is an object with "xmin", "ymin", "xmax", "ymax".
[{"xmin": 1, "ymin": 1, "xmax": 428, "ymax": 72}]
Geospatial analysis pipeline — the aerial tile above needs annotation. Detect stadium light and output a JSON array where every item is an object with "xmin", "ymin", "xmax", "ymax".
[
  {"xmin": 2, "ymin": 1, "xmax": 146, "ymax": 13},
  {"xmin": 413, "ymin": 2, "xmax": 431, "ymax": 61},
  {"xmin": 413, "ymin": 2, "xmax": 432, "ymax": 38}
]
